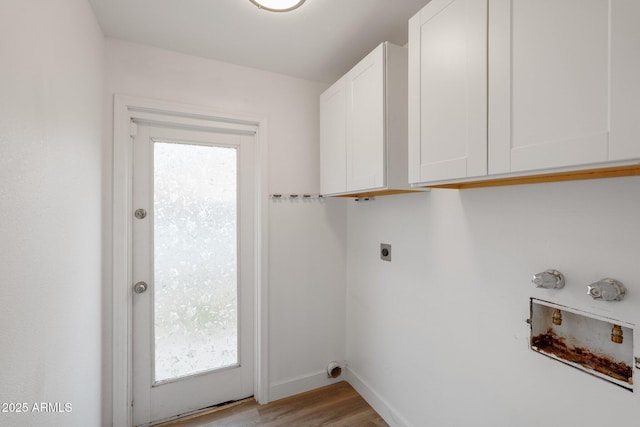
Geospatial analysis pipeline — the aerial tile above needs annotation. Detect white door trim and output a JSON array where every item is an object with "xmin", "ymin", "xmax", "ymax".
[{"xmin": 112, "ymin": 95, "xmax": 270, "ymax": 426}]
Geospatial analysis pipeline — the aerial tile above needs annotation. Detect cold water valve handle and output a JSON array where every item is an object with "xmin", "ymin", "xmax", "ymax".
[
  {"xmin": 587, "ymin": 278, "xmax": 626, "ymax": 301},
  {"xmin": 532, "ymin": 269, "xmax": 565, "ymax": 289}
]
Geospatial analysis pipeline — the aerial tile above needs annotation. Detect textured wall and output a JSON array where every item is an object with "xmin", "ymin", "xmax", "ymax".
[{"xmin": 0, "ymin": 0, "xmax": 104, "ymax": 425}]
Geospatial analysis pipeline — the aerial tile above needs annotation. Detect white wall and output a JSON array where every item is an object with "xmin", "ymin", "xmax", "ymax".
[
  {"xmin": 346, "ymin": 177, "xmax": 640, "ymax": 427},
  {"xmin": 0, "ymin": 0, "xmax": 104, "ymax": 426},
  {"xmin": 268, "ymin": 197, "xmax": 347, "ymax": 399},
  {"xmin": 103, "ymin": 39, "xmax": 347, "ymax": 422}
]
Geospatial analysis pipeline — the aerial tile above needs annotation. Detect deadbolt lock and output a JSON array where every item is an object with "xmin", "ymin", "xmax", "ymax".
[{"xmin": 134, "ymin": 209, "xmax": 147, "ymax": 219}]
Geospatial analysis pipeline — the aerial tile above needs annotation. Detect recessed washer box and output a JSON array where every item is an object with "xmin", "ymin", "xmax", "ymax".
[{"xmin": 529, "ymin": 298, "xmax": 634, "ymax": 391}]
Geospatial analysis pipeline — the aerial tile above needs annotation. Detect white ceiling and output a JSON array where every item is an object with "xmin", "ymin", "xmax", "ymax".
[{"xmin": 88, "ymin": 0, "xmax": 431, "ymax": 83}]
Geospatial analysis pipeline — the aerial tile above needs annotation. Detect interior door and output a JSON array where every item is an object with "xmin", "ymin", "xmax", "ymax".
[{"xmin": 131, "ymin": 123, "xmax": 255, "ymax": 426}]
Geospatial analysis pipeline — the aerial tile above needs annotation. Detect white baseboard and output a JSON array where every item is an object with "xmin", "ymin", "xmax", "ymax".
[
  {"xmin": 268, "ymin": 370, "xmax": 343, "ymax": 402},
  {"xmin": 346, "ymin": 367, "xmax": 412, "ymax": 427}
]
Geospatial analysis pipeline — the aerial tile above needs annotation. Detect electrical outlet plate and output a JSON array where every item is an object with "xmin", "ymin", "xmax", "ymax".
[{"xmin": 380, "ymin": 243, "xmax": 391, "ymax": 261}]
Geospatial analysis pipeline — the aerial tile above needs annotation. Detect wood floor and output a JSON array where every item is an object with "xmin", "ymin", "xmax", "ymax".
[{"xmin": 155, "ymin": 381, "xmax": 388, "ymax": 427}]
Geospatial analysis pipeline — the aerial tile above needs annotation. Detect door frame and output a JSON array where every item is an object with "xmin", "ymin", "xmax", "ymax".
[{"xmin": 112, "ymin": 95, "xmax": 270, "ymax": 426}]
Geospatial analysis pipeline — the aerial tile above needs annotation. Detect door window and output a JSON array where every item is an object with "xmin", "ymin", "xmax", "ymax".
[{"xmin": 153, "ymin": 142, "xmax": 239, "ymax": 383}]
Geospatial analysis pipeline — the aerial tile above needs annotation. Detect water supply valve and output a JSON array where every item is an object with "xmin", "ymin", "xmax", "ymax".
[
  {"xmin": 587, "ymin": 278, "xmax": 626, "ymax": 301},
  {"xmin": 532, "ymin": 269, "xmax": 565, "ymax": 289}
]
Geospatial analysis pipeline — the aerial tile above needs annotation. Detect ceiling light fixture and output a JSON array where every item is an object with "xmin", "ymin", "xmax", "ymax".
[{"xmin": 249, "ymin": 0, "xmax": 306, "ymax": 12}]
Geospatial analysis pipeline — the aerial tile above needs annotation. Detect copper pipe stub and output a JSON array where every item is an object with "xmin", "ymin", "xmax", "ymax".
[
  {"xmin": 611, "ymin": 325, "xmax": 623, "ymax": 344},
  {"xmin": 552, "ymin": 309, "xmax": 562, "ymax": 325}
]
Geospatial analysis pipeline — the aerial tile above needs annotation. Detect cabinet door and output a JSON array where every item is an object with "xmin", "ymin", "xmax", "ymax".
[
  {"xmin": 610, "ymin": 0, "xmax": 640, "ymax": 161},
  {"xmin": 408, "ymin": 0, "xmax": 487, "ymax": 184},
  {"xmin": 489, "ymin": 0, "xmax": 613, "ymax": 174},
  {"xmin": 320, "ymin": 76, "xmax": 347, "ymax": 195},
  {"xmin": 346, "ymin": 44, "xmax": 385, "ymax": 192}
]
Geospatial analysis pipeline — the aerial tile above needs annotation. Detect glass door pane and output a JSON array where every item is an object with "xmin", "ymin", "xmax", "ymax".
[{"xmin": 153, "ymin": 141, "xmax": 238, "ymax": 383}]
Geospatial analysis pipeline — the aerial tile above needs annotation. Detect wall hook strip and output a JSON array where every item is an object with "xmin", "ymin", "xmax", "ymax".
[{"xmin": 270, "ymin": 194, "xmax": 324, "ymax": 200}]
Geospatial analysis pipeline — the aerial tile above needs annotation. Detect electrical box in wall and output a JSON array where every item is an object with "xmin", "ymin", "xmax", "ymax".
[
  {"xmin": 380, "ymin": 243, "xmax": 391, "ymax": 262},
  {"xmin": 529, "ymin": 298, "xmax": 634, "ymax": 391}
]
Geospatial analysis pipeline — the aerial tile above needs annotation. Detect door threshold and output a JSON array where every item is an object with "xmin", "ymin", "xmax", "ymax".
[{"xmin": 152, "ymin": 397, "xmax": 255, "ymax": 426}]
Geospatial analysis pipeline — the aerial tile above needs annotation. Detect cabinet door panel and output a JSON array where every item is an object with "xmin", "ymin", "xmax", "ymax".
[
  {"xmin": 510, "ymin": 133, "xmax": 608, "ymax": 172},
  {"xmin": 489, "ymin": 0, "xmax": 610, "ymax": 174},
  {"xmin": 346, "ymin": 44, "xmax": 385, "ymax": 192},
  {"xmin": 610, "ymin": 0, "xmax": 640, "ymax": 160},
  {"xmin": 320, "ymin": 77, "xmax": 347, "ymax": 195},
  {"xmin": 409, "ymin": 0, "xmax": 487, "ymax": 183}
]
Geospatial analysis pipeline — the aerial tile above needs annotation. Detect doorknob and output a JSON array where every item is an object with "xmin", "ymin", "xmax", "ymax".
[{"xmin": 134, "ymin": 281, "xmax": 148, "ymax": 294}]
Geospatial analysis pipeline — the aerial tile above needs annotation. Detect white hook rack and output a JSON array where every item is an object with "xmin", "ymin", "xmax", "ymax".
[{"xmin": 270, "ymin": 194, "xmax": 324, "ymax": 200}]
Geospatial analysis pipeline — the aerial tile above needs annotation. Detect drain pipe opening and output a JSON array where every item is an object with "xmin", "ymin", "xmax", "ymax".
[{"xmin": 327, "ymin": 361, "xmax": 342, "ymax": 379}]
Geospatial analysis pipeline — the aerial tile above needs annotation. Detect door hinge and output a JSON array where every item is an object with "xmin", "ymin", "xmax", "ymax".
[{"xmin": 130, "ymin": 121, "xmax": 138, "ymax": 138}]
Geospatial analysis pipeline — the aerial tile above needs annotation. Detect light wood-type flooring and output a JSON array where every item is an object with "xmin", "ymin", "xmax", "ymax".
[{"xmin": 155, "ymin": 381, "xmax": 388, "ymax": 426}]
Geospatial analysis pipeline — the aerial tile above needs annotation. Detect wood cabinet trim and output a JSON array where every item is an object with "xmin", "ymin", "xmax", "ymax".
[{"xmin": 425, "ymin": 164, "xmax": 640, "ymax": 189}]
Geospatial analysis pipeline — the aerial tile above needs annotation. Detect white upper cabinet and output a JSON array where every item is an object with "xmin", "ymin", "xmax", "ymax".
[
  {"xmin": 320, "ymin": 76, "xmax": 347, "ymax": 196},
  {"xmin": 489, "ymin": 0, "xmax": 607, "ymax": 174},
  {"xmin": 346, "ymin": 45, "xmax": 385, "ymax": 192},
  {"xmin": 606, "ymin": 0, "xmax": 640, "ymax": 162},
  {"xmin": 409, "ymin": 0, "xmax": 640, "ymax": 186},
  {"xmin": 408, "ymin": 0, "xmax": 488, "ymax": 184},
  {"xmin": 488, "ymin": 0, "xmax": 640, "ymax": 174},
  {"xmin": 320, "ymin": 42, "xmax": 410, "ymax": 196}
]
